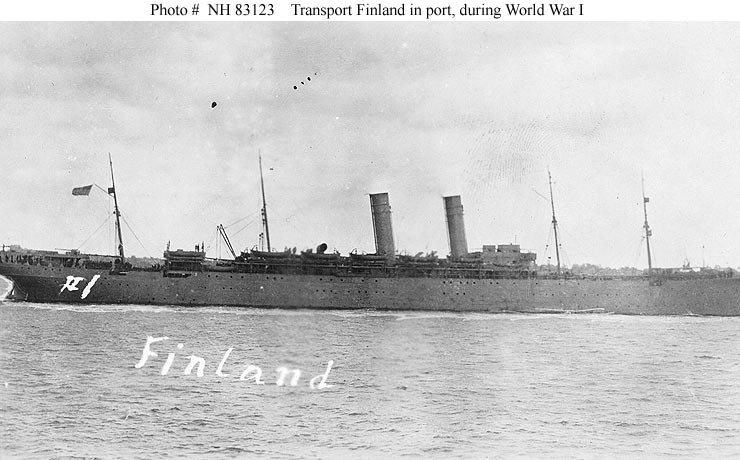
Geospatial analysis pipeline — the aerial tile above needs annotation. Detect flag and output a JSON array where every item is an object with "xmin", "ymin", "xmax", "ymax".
[
  {"xmin": 644, "ymin": 197, "xmax": 650, "ymax": 203},
  {"xmin": 108, "ymin": 187, "xmax": 115, "ymax": 195},
  {"xmin": 72, "ymin": 185, "xmax": 93, "ymax": 196}
]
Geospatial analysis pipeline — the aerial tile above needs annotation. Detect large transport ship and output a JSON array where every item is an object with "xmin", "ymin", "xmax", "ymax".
[{"xmin": 1, "ymin": 158, "xmax": 738, "ymax": 315}]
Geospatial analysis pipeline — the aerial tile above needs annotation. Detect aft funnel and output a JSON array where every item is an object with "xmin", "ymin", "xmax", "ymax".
[
  {"xmin": 369, "ymin": 193, "xmax": 395, "ymax": 261},
  {"xmin": 443, "ymin": 195, "xmax": 468, "ymax": 258}
]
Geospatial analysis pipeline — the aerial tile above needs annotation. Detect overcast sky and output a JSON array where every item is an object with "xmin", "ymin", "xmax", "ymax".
[{"xmin": 2, "ymin": 22, "xmax": 740, "ymax": 268}]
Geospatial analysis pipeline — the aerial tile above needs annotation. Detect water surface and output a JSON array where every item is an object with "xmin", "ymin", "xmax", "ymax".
[{"xmin": 1, "ymin": 300, "xmax": 739, "ymax": 458}]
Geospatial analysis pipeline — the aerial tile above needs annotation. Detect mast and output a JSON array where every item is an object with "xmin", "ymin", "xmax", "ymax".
[
  {"xmin": 109, "ymin": 153, "xmax": 125, "ymax": 264},
  {"xmin": 642, "ymin": 176, "xmax": 653, "ymax": 275},
  {"xmin": 259, "ymin": 151, "xmax": 271, "ymax": 252},
  {"xmin": 548, "ymin": 170, "xmax": 561, "ymax": 276}
]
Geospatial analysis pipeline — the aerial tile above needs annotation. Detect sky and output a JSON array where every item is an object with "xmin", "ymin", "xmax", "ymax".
[{"xmin": 2, "ymin": 22, "xmax": 740, "ymax": 268}]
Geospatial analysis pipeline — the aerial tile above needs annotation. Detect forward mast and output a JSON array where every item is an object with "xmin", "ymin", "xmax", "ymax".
[
  {"xmin": 642, "ymin": 176, "xmax": 653, "ymax": 275},
  {"xmin": 109, "ymin": 154, "xmax": 125, "ymax": 264},
  {"xmin": 548, "ymin": 170, "xmax": 561, "ymax": 276},
  {"xmin": 259, "ymin": 151, "xmax": 272, "ymax": 252}
]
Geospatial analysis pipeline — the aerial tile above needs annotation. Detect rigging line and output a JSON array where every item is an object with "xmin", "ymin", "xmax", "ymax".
[
  {"xmin": 92, "ymin": 183, "xmax": 109, "ymax": 195},
  {"xmin": 230, "ymin": 217, "xmax": 261, "ymax": 239},
  {"xmin": 224, "ymin": 210, "xmax": 260, "ymax": 229},
  {"xmin": 203, "ymin": 228, "xmax": 219, "ymax": 254},
  {"xmin": 76, "ymin": 214, "xmax": 113, "ymax": 251},
  {"xmin": 543, "ymin": 226, "xmax": 553, "ymax": 259},
  {"xmin": 531, "ymin": 187, "xmax": 549, "ymax": 203},
  {"xmin": 82, "ymin": 182, "xmax": 113, "ymax": 220},
  {"xmin": 632, "ymin": 236, "xmax": 645, "ymax": 268},
  {"xmin": 559, "ymin": 245, "xmax": 571, "ymax": 268},
  {"xmin": 651, "ymin": 246, "xmax": 658, "ymax": 268},
  {"xmin": 84, "ymin": 183, "xmax": 113, "ymax": 209},
  {"xmin": 120, "ymin": 215, "xmax": 154, "ymax": 259},
  {"xmin": 209, "ymin": 227, "xmax": 218, "ymax": 259},
  {"xmin": 233, "ymin": 215, "xmax": 260, "ymax": 231},
  {"xmin": 269, "ymin": 207, "xmax": 304, "ymax": 235}
]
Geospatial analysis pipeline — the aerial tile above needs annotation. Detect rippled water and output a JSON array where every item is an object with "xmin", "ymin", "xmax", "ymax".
[{"xmin": 1, "ymin": 298, "xmax": 739, "ymax": 458}]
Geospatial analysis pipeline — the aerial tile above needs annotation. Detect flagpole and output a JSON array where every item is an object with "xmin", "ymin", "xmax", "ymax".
[{"xmin": 109, "ymin": 153, "xmax": 125, "ymax": 265}]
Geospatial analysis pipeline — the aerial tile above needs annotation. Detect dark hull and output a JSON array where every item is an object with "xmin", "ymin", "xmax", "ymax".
[{"xmin": 1, "ymin": 264, "xmax": 739, "ymax": 315}]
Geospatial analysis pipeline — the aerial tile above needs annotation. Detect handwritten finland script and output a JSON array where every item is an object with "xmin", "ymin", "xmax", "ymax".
[{"xmin": 135, "ymin": 336, "xmax": 334, "ymax": 390}]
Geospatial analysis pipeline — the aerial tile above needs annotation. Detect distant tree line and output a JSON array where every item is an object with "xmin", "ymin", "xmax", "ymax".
[{"xmin": 540, "ymin": 262, "xmax": 737, "ymax": 277}]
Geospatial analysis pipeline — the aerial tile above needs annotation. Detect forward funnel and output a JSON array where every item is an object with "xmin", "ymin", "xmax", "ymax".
[
  {"xmin": 369, "ymin": 192, "xmax": 395, "ymax": 261},
  {"xmin": 444, "ymin": 195, "xmax": 468, "ymax": 258}
]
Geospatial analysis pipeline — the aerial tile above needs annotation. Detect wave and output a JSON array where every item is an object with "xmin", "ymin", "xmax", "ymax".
[{"xmin": 0, "ymin": 275, "xmax": 12, "ymax": 300}]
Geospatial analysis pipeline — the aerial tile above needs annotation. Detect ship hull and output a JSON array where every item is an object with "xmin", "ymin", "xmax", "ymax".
[{"xmin": 1, "ymin": 264, "xmax": 739, "ymax": 315}]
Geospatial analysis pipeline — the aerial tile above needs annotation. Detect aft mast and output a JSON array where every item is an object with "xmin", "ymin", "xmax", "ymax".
[
  {"xmin": 548, "ymin": 170, "xmax": 561, "ymax": 276},
  {"xmin": 109, "ymin": 153, "xmax": 125, "ymax": 264},
  {"xmin": 642, "ymin": 176, "xmax": 653, "ymax": 275},
  {"xmin": 259, "ymin": 151, "xmax": 272, "ymax": 252}
]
